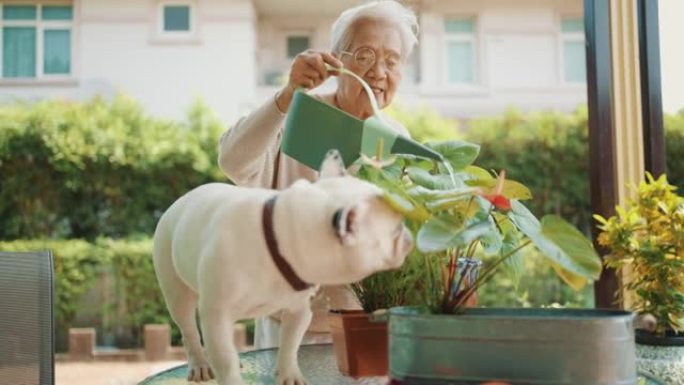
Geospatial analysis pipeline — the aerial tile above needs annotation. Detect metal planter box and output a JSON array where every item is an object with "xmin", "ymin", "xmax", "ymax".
[{"xmin": 389, "ymin": 307, "xmax": 637, "ymax": 385}]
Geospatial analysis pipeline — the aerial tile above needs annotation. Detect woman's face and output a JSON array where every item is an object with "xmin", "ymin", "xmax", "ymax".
[{"xmin": 338, "ymin": 19, "xmax": 403, "ymax": 115}]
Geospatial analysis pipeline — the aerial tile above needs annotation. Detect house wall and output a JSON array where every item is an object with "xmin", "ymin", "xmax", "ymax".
[
  {"xmin": 414, "ymin": 0, "xmax": 586, "ymax": 118},
  {"xmin": 0, "ymin": 0, "xmax": 587, "ymax": 122},
  {"xmin": 254, "ymin": 0, "xmax": 585, "ymax": 120},
  {"xmin": 0, "ymin": 0, "xmax": 257, "ymax": 123}
]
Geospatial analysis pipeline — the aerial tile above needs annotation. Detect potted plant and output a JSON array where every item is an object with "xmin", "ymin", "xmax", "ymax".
[
  {"xmin": 595, "ymin": 173, "xmax": 684, "ymax": 384},
  {"xmin": 328, "ymin": 251, "xmax": 423, "ymax": 377},
  {"xmin": 353, "ymin": 139, "xmax": 638, "ymax": 384}
]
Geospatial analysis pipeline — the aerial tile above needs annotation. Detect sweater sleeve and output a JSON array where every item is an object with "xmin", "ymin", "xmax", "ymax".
[{"xmin": 218, "ymin": 95, "xmax": 285, "ymax": 187}]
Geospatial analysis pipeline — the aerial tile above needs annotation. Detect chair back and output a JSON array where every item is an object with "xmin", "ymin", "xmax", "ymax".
[{"xmin": 0, "ymin": 251, "xmax": 55, "ymax": 385}]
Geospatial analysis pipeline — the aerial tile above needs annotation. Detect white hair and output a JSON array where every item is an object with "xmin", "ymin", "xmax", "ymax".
[{"xmin": 330, "ymin": 1, "xmax": 419, "ymax": 61}]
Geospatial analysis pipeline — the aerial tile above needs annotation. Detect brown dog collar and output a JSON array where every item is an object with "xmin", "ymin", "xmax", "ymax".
[{"xmin": 262, "ymin": 195, "xmax": 313, "ymax": 291}]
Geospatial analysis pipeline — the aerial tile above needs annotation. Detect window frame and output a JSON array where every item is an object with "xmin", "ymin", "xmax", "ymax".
[
  {"xmin": 442, "ymin": 16, "xmax": 479, "ymax": 88},
  {"xmin": 0, "ymin": 2, "xmax": 74, "ymax": 81},
  {"xmin": 155, "ymin": 0, "xmax": 197, "ymax": 43},
  {"xmin": 558, "ymin": 15, "xmax": 587, "ymax": 86}
]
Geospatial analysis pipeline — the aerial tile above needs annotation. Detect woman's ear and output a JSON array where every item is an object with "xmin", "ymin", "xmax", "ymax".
[{"xmin": 318, "ymin": 149, "xmax": 347, "ymax": 179}]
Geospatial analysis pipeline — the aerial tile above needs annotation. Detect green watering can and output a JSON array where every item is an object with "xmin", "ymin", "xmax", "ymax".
[{"xmin": 281, "ymin": 65, "xmax": 443, "ymax": 169}]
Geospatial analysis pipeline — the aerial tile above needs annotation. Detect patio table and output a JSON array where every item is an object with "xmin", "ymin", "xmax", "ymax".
[{"xmin": 138, "ymin": 343, "xmax": 664, "ymax": 385}]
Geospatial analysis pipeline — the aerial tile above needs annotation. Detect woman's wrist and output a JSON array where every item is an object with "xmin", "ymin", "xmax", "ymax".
[{"xmin": 275, "ymin": 84, "xmax": 295, "ymax": 114}]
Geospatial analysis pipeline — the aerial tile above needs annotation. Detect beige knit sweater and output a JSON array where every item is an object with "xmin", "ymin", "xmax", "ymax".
[{"xmin": 217, "ymin": 92, "xmax": 410, "ymax": 333}]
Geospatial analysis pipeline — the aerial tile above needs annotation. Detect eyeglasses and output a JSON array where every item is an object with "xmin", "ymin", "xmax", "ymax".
[{"xmin": 339, "ymin": 47, "xmax": 402, "ymax": 73}]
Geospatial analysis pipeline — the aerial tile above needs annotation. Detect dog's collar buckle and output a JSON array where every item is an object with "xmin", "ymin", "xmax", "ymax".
[{"xmin": 262, "ymin": 195, "xmax": 313, "ymax": 292}]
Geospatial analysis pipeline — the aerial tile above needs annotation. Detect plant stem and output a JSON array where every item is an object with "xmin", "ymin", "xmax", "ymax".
[{"xmin": 454, "ymin": 240, "xmax": 532, "ymax": 309}]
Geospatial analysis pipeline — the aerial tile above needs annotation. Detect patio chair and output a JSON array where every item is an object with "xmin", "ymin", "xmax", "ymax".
[{"xmin": 0, "ymin": 251, "xmax": 55, "ymax": 385}]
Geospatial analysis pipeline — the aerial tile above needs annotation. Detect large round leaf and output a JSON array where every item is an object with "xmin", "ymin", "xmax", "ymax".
[
  {"xmin": 507, "ymin": 201, "xmax": 602, "ymax": 282},
  {"xmin": 466, "ymin": 178, "xmax": 533, "ymax": 200},
  {"xmin": 406, "ymin": 167, "xmax": 460, "ymax": 190},
  {"xmin": 417, "ymin": 216, "xmax": 492, "ymax": 253},
  {"xmin": 426, "ymin": 140, "xmax": 480, "ymax": 171}
]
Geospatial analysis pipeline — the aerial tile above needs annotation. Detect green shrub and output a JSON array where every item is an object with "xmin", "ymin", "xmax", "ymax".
[
  {"xmin": 0, "ymin": 237, "xmax": 178, "ymax": 351},
  {"xmin": 0, "ymin": 239, "xmax": 106, "ymax": 351},
  {"xmin": 665, "ymin": 109, "xmax": 684, "ymax": 192},
  {"xmin": 466, "ymin": 107, "xmax": 593, "ymax": 234},
  {"xmin": 385, "ymin": 101, "xmax": 460, "ymax": 143},
  {"xmin": 0, "ymin": 95, "xmax": 226, "ymax": 240}
]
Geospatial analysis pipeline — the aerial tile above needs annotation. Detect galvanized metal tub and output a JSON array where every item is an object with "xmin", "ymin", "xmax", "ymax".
[{"xmin": 389, "ymin": 307, "xmax": 637, "ymax": 385}]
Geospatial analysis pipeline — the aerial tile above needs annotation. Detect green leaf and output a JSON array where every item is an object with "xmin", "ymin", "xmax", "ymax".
[
  {"xmin": 464, "ymin": 165, "xmax": 493, "ymax": 180},
  {"xmin": 417, "ymin": 216, "xmax": 491, "ymax": 253},
  {"xmin": 381, "ymin": 192, "xmax": 432, "ymax": 221},
  {"xmin": 501, "ymin": 231, "xmax": 524, "ymax": 286},
  {"xmin": 466, "ymin": 178, "xmax": 533, "ymax": 200},
  {"xmin": 426, "ymin": 140, "xmax": 480, "ymax": 170},
  {"xmin": 507, "ymin": 201, "xmax": 602, "ymax": 283},
  {"xmin": 479, "ymin": 214, "xmax": 503, "ymax": 254},
  {"xmin": 406, "ymin": 167, "xmax": 456, "ymax": 190}
]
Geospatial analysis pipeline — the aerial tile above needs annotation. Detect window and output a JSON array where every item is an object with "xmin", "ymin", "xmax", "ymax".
[
  {"xmin": 444, "ymin": 18, "xmax": 476, "ymax": 85},
  {"xmin": 157, "ymin": 1, "xmax": 195, "ymax": 38},
  {"xmin": 1, "ymin": 3, "xmax": 73, "ymax": 79},
  {"xmin": 286, "ymin": 35, "xmax": 309, "ymax": 59},
  {"xmin": 164, "ymin": 5, "xmax": 189, "ymax": 32},
  {"xmin": 561, "ymin": 17, "xmax": 586, "ymax": 83}
]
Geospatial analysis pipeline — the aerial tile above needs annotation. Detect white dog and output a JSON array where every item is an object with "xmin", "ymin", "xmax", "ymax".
[{"xmin": 153, "ymin": 150, "xmax": 413, "ymax": 385}]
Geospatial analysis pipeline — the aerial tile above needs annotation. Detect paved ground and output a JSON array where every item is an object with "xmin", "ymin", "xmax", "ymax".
[{"xmin": 56, "ymin": 360, "xmax": 186, "ymax": 385}]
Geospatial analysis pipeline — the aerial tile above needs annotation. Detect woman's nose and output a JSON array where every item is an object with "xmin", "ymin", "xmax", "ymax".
[{"xmin": 365, "ymin": 60, "xmax": 388, "ymax": 80}]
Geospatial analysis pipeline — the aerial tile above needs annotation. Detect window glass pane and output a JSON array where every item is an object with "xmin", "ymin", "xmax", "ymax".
[
  {"xmin": 164, "ymin": 5, "xmax": 190, "ymax": 31},
  {"xmin": 3, "ymin": 27, "xmax": 36, "ymax": 78},
  {"xmin": 445, "ymin": 19, "xmax": 474, "ymax": 34},
  {"xmin": 563, "ymin": 40, "xmax": 586, "ymax": 83},
  {"xmin": 44, "ymin": 29, "xmax": 71, "ymax": 75},
  {"xmin": 3, "ymin": 5, "xmax": 37, "ymax": 20},
  {"xmin": 447, "ymin": 41, "xmax": 473, "ymax": 84},
  {"xmin": 561, "ymin": 18, "xmax": 584, "ymax": 33},
  {"xmin": 42, "ymin": 6, "xmax": 73, "ymax": 21},
  {"xmin": 287, "ymin": 36, "xmax": 309, "ymax": 58}
]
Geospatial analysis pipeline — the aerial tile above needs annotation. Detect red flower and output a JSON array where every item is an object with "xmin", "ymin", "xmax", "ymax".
[
  {"xmin": 480, "ymin": 170, "xmax": 511, "ymax": 211},
  {"xmin": 482, "ymin": 193, "xmax": 512, "ymax": 211}
]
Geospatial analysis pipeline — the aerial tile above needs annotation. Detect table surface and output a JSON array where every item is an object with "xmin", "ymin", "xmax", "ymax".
[
  {"xmin": 139, "ymin": 344, "xmax": 386, "ymax": 385},
  {"xmin": 138, "ymin": 344, "xmax": 664, "ymax": 385}
]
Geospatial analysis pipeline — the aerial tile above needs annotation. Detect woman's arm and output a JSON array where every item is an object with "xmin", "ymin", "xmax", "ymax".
[
  {"xmin": 218, "ymin": 50, "xmax": 341, "ymax": 187},
  {"xmin": 218, "ymin": 95, "xmax": 284, "ymax": 187}
]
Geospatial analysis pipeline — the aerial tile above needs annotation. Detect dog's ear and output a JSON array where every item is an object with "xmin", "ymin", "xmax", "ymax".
[
  {"xmin": 332, "ymin": 199, "xmax": 370, "ymax": 245},
  {"xmin": 318, "ymin": 149, "xmax": 347, "ymax": 179}
]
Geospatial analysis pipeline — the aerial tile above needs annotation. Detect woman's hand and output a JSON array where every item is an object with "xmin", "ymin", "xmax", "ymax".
[{"xmin": 275, "ymin": 50, "xmax": 343, "ymax": 113}]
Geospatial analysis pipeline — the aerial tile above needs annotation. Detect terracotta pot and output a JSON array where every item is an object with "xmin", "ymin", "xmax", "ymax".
[{"xmin": 328, "ymin": 309, "xmax": 388, "ymax": 377}]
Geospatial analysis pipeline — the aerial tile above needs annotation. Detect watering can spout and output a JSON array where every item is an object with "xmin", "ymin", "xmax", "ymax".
[{"xmin": 393, "ymin": 135, "xmax": 444, "ymax": 161}]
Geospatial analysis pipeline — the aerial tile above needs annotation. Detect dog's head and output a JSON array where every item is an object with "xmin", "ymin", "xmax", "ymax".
[{"xmin": 276, "ymin": 150, "xmax": 413, "ymax": 285}]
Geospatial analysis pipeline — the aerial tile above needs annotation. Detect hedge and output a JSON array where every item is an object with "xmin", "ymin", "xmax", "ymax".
[
  {"xmin": 0, "ymin": 95, "xmax": 226, "ymax": 240},
  {"xmin": 0, "ymin": 237, "xmax": 171, "ymax": 351},
  {"xmin": 464, "ymin": 106, "xmax": 684, "ymax": 235}
]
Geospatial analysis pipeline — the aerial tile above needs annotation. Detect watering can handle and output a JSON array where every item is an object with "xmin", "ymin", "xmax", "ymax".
[{"xmin": 326, "ymin": 64, "xmax": 385, "ymax": 122}]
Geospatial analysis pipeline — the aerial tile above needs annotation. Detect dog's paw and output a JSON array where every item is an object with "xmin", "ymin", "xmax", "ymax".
[
  {"xmin": 275, "ymin": 367, "xmax": 307, "ymax": 385},
  {"xmin": 187, "ymin": 361, "xmax": 214, "ymax": 382}
]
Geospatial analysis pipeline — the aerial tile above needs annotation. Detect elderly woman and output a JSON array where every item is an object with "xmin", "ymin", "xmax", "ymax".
[{"xmin": 218, "ymin": 0, "xmax": 418, "ymax": 349}]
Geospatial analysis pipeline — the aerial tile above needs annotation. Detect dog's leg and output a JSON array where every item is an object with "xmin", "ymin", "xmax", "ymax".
[
  {"xmin": 200, "ymin": 304, "xmax": 243, "ymax": 385},
  {"xmin": 153, "ymin": 229, "xmax": 213, "ymax": 382},
  {"xmin": 275, "ymin": 304, "xmax": 312, "ymax": 385}
]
